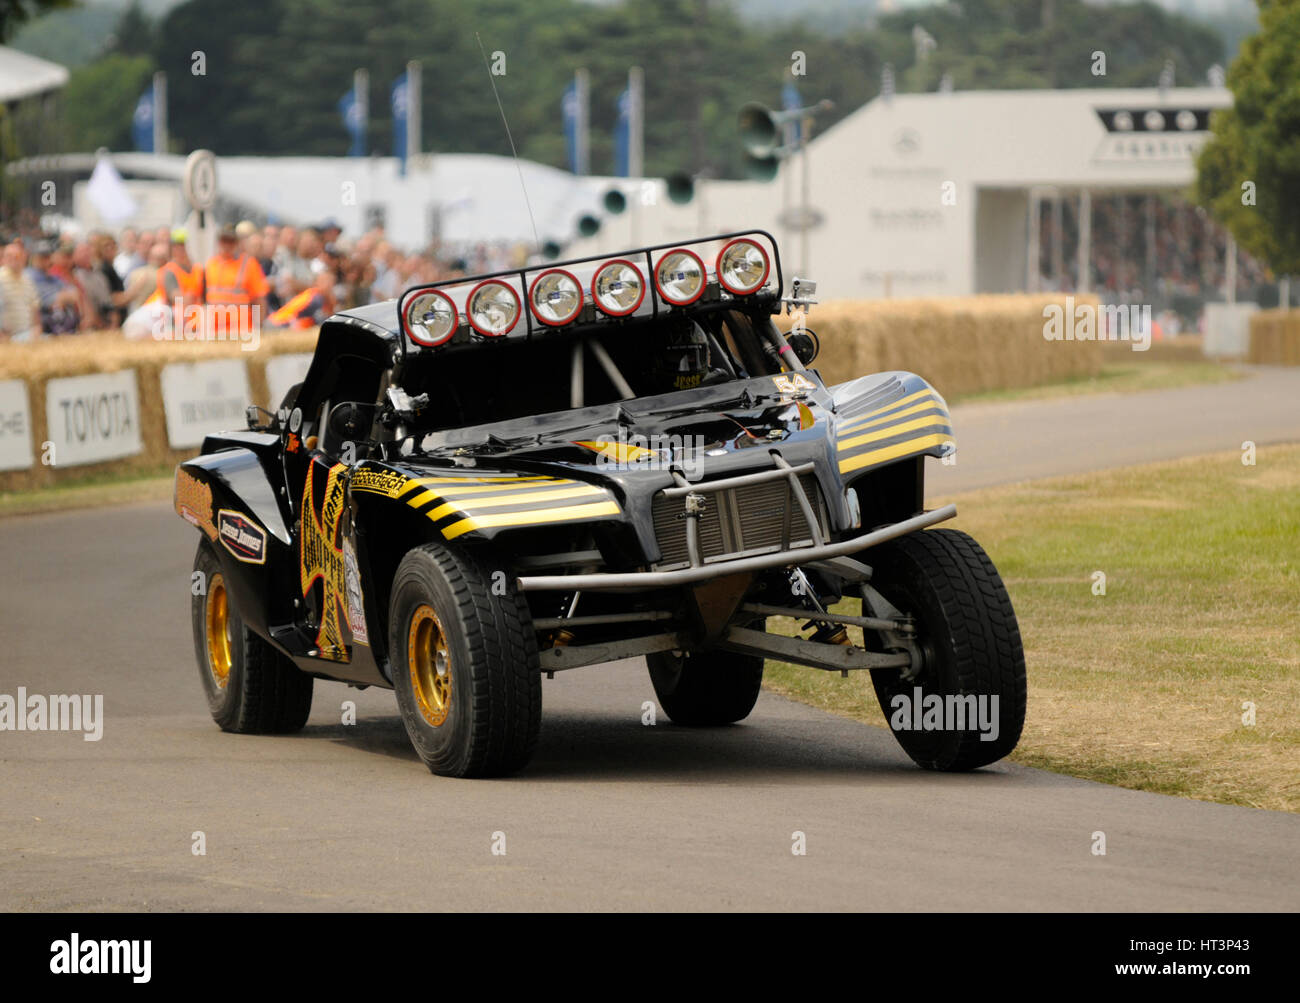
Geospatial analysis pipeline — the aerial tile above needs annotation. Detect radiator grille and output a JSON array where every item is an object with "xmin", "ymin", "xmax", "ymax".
[{"xmin": 651, "ymin": 473, "xmax": 826, "ymax": 569}]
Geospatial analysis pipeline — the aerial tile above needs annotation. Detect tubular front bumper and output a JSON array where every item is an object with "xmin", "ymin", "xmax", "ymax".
[{"xmin": 514, "ymin": 504, "xmax": 958, "ymax": 592}]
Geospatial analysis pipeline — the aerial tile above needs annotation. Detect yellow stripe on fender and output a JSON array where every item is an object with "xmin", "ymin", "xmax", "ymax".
[
  {"xmin": 839, "ymin": 433, "xmax": 952, "ymax": 474},
  {"xmin": 403, "ymin": 489, "xmax": 439, "ymax": 509},
  {"xmin": 838, "ymin": 398, "xmax": 943, "ymax": 436},
  {"xmin": 838, "ymin": 415, "xmax": 952, "ymax": 451},
  {"xmin": 425, "ymin": 484, "xmax": 606, "ymax": 521},
  {"xmin": 421, "ymin": 479, "xmax": 574, "ymax": 498},
  {"xmin": 409, "ymin": 475, "xmax": 554, "ymax": 487},
  {"xmin": 442, "ymin": 501, "xmax": 622, "ymax": 540},
  {"xmin": 838, "ymin": 388, "xmax": 935, "ymax": 429}
]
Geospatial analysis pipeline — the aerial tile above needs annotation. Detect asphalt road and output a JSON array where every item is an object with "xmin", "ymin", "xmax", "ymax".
[{"xmin": 2, "ymin": 366, "xmax": 1298, "ymax": 911}]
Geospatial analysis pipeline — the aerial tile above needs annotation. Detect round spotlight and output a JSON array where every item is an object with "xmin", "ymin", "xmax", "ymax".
[
  {"xmin": 466, "ymin": 279, "xmax": 520, "ymax": 337},
  {"xmin": 654, "ymin": 248, "xmax": 706, "ymax": 306},
  {"xmin": 591, "ymin": 259, "xmax": 645, "ymax": 317},
  {"xmin": 716, "ymin": 238, "xmax": 770, "ymax": 295},
  {"xmin": 404, "ymin": 289, "xmax": 458, "ymax": 346},
  {"xmin": 529, "ymin": 268, "xmax": 584, "ymax": 326}
]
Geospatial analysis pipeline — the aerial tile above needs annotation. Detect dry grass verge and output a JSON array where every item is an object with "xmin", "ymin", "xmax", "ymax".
[{"xmin": 766, "ymin": 445, "xmax": 1300, "ymax": 812}]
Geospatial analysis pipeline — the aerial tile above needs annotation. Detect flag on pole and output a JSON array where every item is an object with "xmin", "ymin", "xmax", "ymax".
[
  {"xmin": 562, "ymin": 80, "xmax": 580, "ymax": 174},
  {"xmin": 339, "ymin": 84, "xmax": 366, "ymax": 157},
  {"xmin": 613, "ymin": 86, "xmax": 631, "ymax": 177},
  {"xmin": 132, "ymin": 87, "xmax": 154, "ymax": 153},
  {"xmin": 781, "ymin": 81, "xmax": 802, "ymax": 146},
  {"xmin": 391, "ymin": 71, "xmax": 409, "ymax": 175},
  {"xmin": 562, "ymin": 70, "xmax": 589, "ymax": 175},
  {"xmin": 86, "ymin": 157, "xmax": 139, "ymax": 223}
]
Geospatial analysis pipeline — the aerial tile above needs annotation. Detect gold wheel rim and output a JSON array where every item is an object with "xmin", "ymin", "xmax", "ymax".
[
  {"xmin": 205, "ymin": 573, "xmax": 233, "ymax": 689},
  {"xmin": 408, "ymin": 604, "xmax": 452, "ymax": 727}
]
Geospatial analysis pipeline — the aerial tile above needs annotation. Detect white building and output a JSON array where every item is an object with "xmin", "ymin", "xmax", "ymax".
[{"xmin": 566, "ymin": 86, "xmax": 1233, "ymax": 300}]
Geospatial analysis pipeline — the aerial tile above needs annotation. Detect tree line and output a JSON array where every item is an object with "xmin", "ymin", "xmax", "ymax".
[{"xmin": 57, "ymin": 0, "xmax": 1225, "ymax": 180}]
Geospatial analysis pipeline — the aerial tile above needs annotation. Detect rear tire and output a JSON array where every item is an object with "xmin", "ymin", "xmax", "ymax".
[
  {"xmin": 647, "ymin": 639, "xmax": 764, "ymax": 726},
  {"xmin": 389, "ymin": 543, "xmax": 541, "ymax": 778},
  {"xmin": 865, "ymin": 529, "xmax": 1025, "ymax": 771},
  {"xmin": 191, "ymin": 541, "xmax": 314, "ymax": 734}
]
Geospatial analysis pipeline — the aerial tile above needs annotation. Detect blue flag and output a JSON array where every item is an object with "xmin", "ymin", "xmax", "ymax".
[
  {"xmin": 391, "ymin": 71, "xmax": 409, "ymax": 175},
  {"xmin": 132, "ymin": 87, "xmax": 154, "ymax": 153},
  {"xmin": 613, "ymin": 87, "xmax": 631, "ymax": 177},
  {"xmin": 562, "ymin": 80, "xmax": 579, "ymax": 174},
  {"xmin": 339, "ymin": 86, "xmax": 365, "ymax": 157},
  {"xmin": 782, "ymin": 81, "xmax": 802, "ymax": 145}
]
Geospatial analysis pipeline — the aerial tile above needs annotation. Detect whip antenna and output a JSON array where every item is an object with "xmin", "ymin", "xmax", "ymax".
[{"xmin": 476, "ymin": 32, "xmax": 540, "ymax": 248}]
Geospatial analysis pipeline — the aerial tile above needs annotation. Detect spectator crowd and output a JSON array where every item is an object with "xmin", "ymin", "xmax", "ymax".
[
  {"xmin": 0, "ymin": 215, "xmax": 533, "ymax": 342},
  {"xmin": 1033, "ymin": 193, "xmax": 1274, "ymax": 321}
]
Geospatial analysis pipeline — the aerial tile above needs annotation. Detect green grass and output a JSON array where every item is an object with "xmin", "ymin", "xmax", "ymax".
[
  {"xmin": 0, "ymin": 465, "xmax": 174, "ymax": 517},
  {"xmin": 949, "ymin": 360, "xmax": 1242, "ymax": 405},
  {"xmin": 765, "ymin": 445, "xmax": 1300, "ymax": 812}
]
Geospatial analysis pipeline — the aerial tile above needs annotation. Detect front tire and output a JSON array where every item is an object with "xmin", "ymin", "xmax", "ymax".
[
  {"xmin": 389, "ymin": 543, "xmax": 541, "ymax": 778},
  {"xmin": 191, "ymin": 541, "xmax": 313, "ymax": 734},
  {"xmin": 647, "ymin": 640, "xmax": 764, "ymax": 726},
  {"xmin": 865, "ymin": 529, "xmax": 1026, "ymax": 771}
]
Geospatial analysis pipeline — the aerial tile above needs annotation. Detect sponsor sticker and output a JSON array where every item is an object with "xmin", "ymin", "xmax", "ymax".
[
  {"xmin": 175, "ymin": 469, "xmax": 217, "ymax": 540},
  {"xmin": 300, "ymin": 462, "xmax": 350, "ymax": 662},
  {"xmin": 343, "ymin": 538, "xmax": 368, "ymax": 646},
  {"xmin": 350, "ymin": 467, "xmax": 410, "ymax": 498},
  {"xmin": 218, "ymin": 509, "xmax": 268, "ymax": 564}
]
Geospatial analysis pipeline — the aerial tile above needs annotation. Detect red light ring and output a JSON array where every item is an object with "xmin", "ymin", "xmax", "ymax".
[
  {"xmin": 590, "ymin": 258, "xmax": 646, "ymax": 317},
  {"xmin": 653, "ymin": 248, "xmax": 707, "ymax": 306},
  {"xmin": 465, "ymin": 279, "xmax": 521, "ymax": 337},
  {"xmin": 527, "ymin": 268, "xmax": 584, "ymax": 326},
  {"xmin": 715, "ymin": 238, "xmax": 771, "ymax": 295},
  {"xmin": 403, "ymin": 288, "xmax": 460, "ymax": 347}
]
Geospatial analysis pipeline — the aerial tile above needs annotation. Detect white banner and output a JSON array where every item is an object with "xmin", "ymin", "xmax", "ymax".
[
  {"xmin": 264, "ymin": 352, "xmax": 314, "ymax": 409},
  {"xmin": 45, "ymin": 371, "xmax": 143, "ymax": 467},
  {"xmin": 160, "ymin": 359, "xmax": 252, "ymax": 449},
  {"xmin": 0, "ymin": 379, "xmax": 34, "ymax": 471}
]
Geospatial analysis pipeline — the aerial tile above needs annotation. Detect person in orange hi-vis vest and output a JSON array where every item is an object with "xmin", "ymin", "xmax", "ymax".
[
  {"xmin": 145, "ymin": 231, "xmax": 202, "ymax": 336},
  {"xmin": 268, "ymin": 269, "xmax": 337, "ymax": 329},
  {"xmin": 204, "ymin": 223, "xmax": 269, "ymax": 340}
]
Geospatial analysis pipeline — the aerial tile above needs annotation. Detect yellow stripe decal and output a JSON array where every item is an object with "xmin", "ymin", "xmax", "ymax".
[
  {"xmin": 839, "ymin": 415, "xmax": 953, "ymax": 451},
  {"xmin": 403, "ymin": 489, "xmax": 438, "ymax": 509},
  {"xmin": 410, "ymin": 475, "xmax": 555, "ymax": 486},
  {"xmin": 423, "ymin": 479, "xmax": 578, "ymax": 498},
  {"xmin": 425, "ymin": 484, "xmax": 606, "ymax": 521},
  {"xmin": 839, "ymin": 433, "xmax": 952, "ymax": 474},
  {"xmin": 840, "ymin": 388, "xmax": 934, "ymax": 427},
  {"xmin": 442, "ymin": 501, "xmax": 622, "ymax": 540},
  {"xmin": 838, "ymin": 398, "xmax": 944, "ymax": 435}
]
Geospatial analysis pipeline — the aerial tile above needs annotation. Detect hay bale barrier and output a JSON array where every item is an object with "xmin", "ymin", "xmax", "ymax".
[
  {"xmin": 0, "ymin": 330, "xmax": 319, "ymax": 494},
  {"xmin": 0, "ymin": 294, "xmax": 1097, "ymax": 495},
  {"xmin": 1249, "ymin": 309, "xmax": 1300, "ymax": 366},
  {"xmin": 811, "ymin": 293, "xmax": 1102, "ymax": 396}
]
